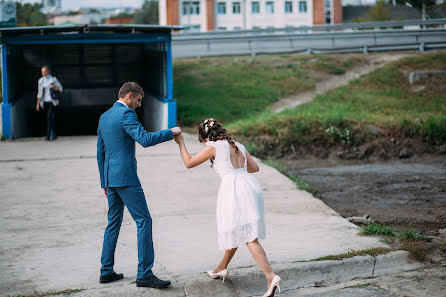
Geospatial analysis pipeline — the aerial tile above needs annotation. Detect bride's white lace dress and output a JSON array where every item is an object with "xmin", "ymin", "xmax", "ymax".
[{"xmin": 206, "ymin": 140, "xmax": 265, "ymax": 250}]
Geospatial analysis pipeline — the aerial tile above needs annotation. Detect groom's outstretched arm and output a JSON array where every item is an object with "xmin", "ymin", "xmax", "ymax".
[
  {"xmin": 122, "ymin": 109, "xmax": 174, "ymax": 147},
  {"xmin": 97, "ymin": 128, "xmax": 106, "ymax": 189}
]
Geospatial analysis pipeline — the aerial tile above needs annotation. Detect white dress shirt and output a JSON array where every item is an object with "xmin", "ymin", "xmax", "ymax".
[
  {"xmin": 116, "ymin": 100, "xmax": 129, "ymax": 108},
  {"xmin": 37, "ymin": 74, "xmax": 63, "ymax": 108}
]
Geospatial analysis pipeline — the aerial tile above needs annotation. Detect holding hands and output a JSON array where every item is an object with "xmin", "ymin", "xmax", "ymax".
[
  {"xmin": 170, "ymin": 127, "xmax": 182, "ymax": 136},
  {"xmin": 171, "ymin": 127, "xmax": 184, "ymax": 144},
  {"xmin": 174, "ymin": 133, "xmax": 184, "ymax": 144}
]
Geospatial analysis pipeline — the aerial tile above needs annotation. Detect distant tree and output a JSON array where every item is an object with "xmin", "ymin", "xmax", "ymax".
[
  {"xmin": 353, "ymin": 16, "xmax": 367, "ymax": 23},
  {"xmin": 369, "ymin": 0, "xmax": 391, "ymax": 21},
  {"xmin": 88, "ymin": 8, "xmax": 101, "ymax": 14},
  {"xmin": 114, "ymin": 12, "xmax": 136, "ymax": 18},
  {"xmin": 15, "ymin": 2, "xmax": 48, "ymax": 27},
  {"xmin": 133, "ymin": 0, "xmax": 158, "ymax": 24},
  {"xmin": 66, "ymin": 10, "xmax": 81, "ymax": 16}
]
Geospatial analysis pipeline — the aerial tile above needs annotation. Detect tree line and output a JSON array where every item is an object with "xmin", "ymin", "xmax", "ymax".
[{"xmin": 14, "ymin": 0, "xmax": 158, "ymax": 27}]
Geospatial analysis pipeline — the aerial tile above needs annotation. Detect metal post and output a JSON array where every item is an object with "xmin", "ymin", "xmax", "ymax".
[
  {"xmin": 363, "ymin": 45, "xmax": 368, "ymax": 54},
  {"xmin": 419, "ymin": 42, "xmax": 425, "ymax": 53}
]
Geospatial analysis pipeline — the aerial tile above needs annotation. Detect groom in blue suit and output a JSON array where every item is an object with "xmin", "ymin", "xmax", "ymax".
[{"xmin": 97, "ymin": 82, "xmax": 181, "ymax": 288}]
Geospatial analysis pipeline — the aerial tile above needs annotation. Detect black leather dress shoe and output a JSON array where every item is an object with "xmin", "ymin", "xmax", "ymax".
[
  {"xmin": 136, "ymin": 275, "xmax": 171, "ymax": 288},
  {"xmin": 99, "ymin": 271, "xmax": 124, "ymax": 283}
]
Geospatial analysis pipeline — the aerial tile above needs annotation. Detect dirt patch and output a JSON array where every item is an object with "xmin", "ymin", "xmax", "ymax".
[{"xmin": 280, "ymin": 156, "xmax": 446, "ymax": 233}]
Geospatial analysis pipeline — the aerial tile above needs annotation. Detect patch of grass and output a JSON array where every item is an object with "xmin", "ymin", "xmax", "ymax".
[
  {"xmin": 360, "ymin": 222, "xmax": 433, "ymax": 261},
  {"xmin": 229, "ymin": 52, "xmax": 446, "ymax": 155},
  {"xmin": 263, "ymin": 159, "xmax": 321, "ymax": 198},
  {"xmin": 7, "ymin": 288, "xmax": 85, "ymax": 297},
  {"xmin": 174, "ymin": 54, "xmax": 369, "ymax": 126},
  {"xmin": 343, "ymin": 282, "xmax": 376, "ymax": 289},
  {"xmin": 397, "ymin": 227, "xmax": 432, "ymax": 242},
  {"xmin": 308, "ymin": 247, "xmax": 393, "ymax": 261},
  {"xmin": 360, "ymin": 222, "xmax": 396, "ymax": 236}
]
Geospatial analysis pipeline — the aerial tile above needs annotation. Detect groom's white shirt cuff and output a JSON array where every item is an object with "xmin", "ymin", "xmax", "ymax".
[{"xmin": 117, "ymin": 100, "xmax": 129, "ymax": 108}]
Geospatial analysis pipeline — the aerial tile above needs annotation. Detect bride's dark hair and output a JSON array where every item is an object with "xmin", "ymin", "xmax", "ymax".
[{"xmin": 198, "ymin": 118, "xmax": 238, "ymax": 165}]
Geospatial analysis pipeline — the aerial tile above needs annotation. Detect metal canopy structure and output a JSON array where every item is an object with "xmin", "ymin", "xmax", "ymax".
[
  {"xmin": 0, "ymin": 24, "xmax": 185, "ymax": 36},
  {"xmin": 1, "ymin": 25, "xmax": 184, "ymax": 139}
]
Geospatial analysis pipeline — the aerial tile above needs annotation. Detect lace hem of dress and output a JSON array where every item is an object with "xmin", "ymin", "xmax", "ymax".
[{"xmin": 218, "ymin": 220, "xmax": 266, "ymax": 250}]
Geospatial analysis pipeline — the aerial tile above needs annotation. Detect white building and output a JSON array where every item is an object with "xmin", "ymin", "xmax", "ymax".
[{"xmin": 160, "ymin": 0, "xmax": 342, "ymax": 32}]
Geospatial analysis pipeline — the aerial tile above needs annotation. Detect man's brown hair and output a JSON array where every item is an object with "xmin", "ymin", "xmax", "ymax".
[{"xmin": 118, "ymin": 82, "xmax": 144, "ymax": 99}]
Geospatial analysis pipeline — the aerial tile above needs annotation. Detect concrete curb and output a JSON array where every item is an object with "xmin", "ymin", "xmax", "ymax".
[
  {"xmin": 27, "ymin": 250, "xmax": 423, "ymax": 297},
  {"xmin": 175, "ymin": 250, "xmax": 424, "ymax": 297}
]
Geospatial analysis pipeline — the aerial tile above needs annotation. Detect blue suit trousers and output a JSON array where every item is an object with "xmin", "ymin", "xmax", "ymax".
[{"xmin": 100, "ymin": 185, "xmax": 154, "ymax": 279}]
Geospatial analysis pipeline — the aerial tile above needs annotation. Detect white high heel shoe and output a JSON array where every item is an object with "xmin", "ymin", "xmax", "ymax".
[
  {"xmin": 207, "ymin": 269, "xmax": 229, "ymax": 283},
  {"xmin": 262, "ymin": 275, "xmax": 281, "ymax": 297}
]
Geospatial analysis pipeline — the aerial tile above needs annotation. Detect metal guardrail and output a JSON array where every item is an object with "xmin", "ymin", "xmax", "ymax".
[
  {"xmin": 174, "ymin": 18, "xmax": 446, "ymax": 38},
  {"xmin": 172, "ymin": 24, "xmax": 446, "ymax": 58}
]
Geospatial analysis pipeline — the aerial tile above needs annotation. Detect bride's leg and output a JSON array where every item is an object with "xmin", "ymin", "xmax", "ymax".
[
  {"xmin": 213, "ymin": 248, "xmax": 237, "ymax": 273},
  {"xmin": 246, "ymin": 239, "xmax": 275, "ymax": 288}
]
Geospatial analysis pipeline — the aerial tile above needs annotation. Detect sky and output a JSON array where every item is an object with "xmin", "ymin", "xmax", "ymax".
[
  {"xmin": 19, "ymin": 0, "xmax": 146, "ymax": 10},
  {"xmin": 20, "ymin": 0, "xmax": 379, "ymax": 10}
]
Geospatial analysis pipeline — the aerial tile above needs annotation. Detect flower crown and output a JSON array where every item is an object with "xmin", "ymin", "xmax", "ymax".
[{"xmin": 203, "ymin": 118, "xmax": 215, "ymax": 133}]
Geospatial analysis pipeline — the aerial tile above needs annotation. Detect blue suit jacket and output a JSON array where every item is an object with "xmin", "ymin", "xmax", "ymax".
[{"xmin": 97, "ymin": 102, "xmax": 174, "ymax": 188}]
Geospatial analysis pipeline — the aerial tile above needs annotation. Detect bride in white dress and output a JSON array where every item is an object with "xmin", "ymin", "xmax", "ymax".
[{"xmin": 174, "ymin": 118, "xmax": 281, "ymax": 297}]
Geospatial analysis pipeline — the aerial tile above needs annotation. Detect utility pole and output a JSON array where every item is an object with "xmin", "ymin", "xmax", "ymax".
[
  {"xmin": 422, "ymin": 1, "xmax": 426, "ymax": 20},
  {"xmin": 242, "ymin": 0, "xmax": 247, "ymax": 30}
]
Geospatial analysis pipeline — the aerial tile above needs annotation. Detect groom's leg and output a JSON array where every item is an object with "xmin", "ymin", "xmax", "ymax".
[
  {"xmin": 100, "ymin": 187, "xmax": 124, "ymax": 277},
  {"xmin": 117, "ymin": 185, "xmax": 154, "ymax": 279}
]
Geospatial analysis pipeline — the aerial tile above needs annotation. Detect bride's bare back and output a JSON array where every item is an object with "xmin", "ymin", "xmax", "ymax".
[{"xmin": 229, "ymin": 144, "xmax": 245, "ymax": 169}]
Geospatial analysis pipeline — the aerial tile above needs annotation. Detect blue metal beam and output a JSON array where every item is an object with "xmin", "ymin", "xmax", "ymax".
[
  {"xmin": 1, "ymin": 44, "xmax": 11, "ymax": 139},
  {"xmin": 167, "ymin": 100, "xmax": 177, "ymax": 128},
  {"xmin": 166, "ymin": 38, "xmax": 174, "ymax": 101},
  {"xmin": 2, "ymin": 33, "xmax": 170, "ymax": 45}
]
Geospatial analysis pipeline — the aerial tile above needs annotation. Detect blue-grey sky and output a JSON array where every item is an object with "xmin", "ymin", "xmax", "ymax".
[{"xmin": 20, "ymin": 0, "xmax": 145, "ymax": 10}]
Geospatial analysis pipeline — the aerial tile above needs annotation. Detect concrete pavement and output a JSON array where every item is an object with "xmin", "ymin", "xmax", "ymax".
[{"xmin": 0, "ymin": 134, "xmax": 418, "ymax": 296}]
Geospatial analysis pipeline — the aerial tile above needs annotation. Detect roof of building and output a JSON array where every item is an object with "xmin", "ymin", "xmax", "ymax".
[
  {"xmin": 343, "ymin": 4, "xmax": 422, "ymax": 23},
  {"xmin": 0, "ymin": 24, "xmax": 185, "ymax": 37}
]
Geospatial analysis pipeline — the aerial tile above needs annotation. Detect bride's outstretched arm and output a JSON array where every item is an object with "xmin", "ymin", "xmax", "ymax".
[{"xmin": 175, "ymin": 134, "xmax": 216, "ymax": 169}]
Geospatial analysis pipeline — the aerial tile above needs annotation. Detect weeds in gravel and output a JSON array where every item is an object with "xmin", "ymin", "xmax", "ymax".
[
  {"xmin": 308, "ymin": 247, "xmax": 393, "ymax": 261},
  {"xmin": 360, "ymin": 222, "xmax": 396, "ymax": 236},
  {"xmin": 343, "ymin": 282, "xmax": 376, "ymax": 289},
  {"xmin": 398, "ymin": 227, "xmax": 432, "ymax": 242},
  {"xmin": 400, "ymin": 241, "xmax": 429, "ymax": 262},
  {"xmin": 360, "ymin": 222, "xmax": 433, "ymax": 261}
]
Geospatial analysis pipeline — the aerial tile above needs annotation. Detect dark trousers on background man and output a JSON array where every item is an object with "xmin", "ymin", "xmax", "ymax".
[{"xmin": 44, "ymin": 102, "xmax": 56, "ymax": 140}]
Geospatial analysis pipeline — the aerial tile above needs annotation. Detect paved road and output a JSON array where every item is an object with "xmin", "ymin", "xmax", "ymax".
[{"xmin": 0, "ymin": 134, "xmax": 386, "ymax": 296}]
